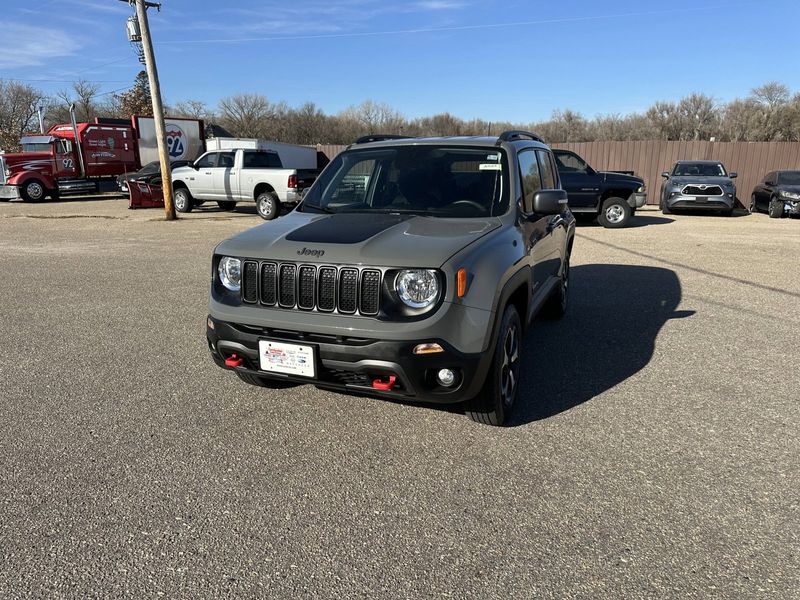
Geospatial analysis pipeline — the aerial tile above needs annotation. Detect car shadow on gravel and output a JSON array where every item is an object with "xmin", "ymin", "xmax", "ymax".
[
  {"xmin": 510, "ymin": 264, "xmax": 693, "ymax": 426},
  {"xmin": 575, "ymin": 214, "xmax": 675, "ymax": 227}
]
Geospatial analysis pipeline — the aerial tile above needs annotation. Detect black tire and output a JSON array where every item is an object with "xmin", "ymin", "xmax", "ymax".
[
  {"xmin": 174, "ymin": 187, "xmax": 193, "ymax": 213},
  {"xmin": 542, "ymin": 255, "xmax": 569, "ymax": 319},
  {"xmin": 597, "ymin": 197, "xmax": 631, "ymax": 228},
  {"xmin": 217, "ymin": 200, "xmax": 237, "ymax": 211},
  {"xmin": 722, "ymin": 206, "xmax": 734, "ymax": 217},
  {"xmin": 660, "ymin": 195, "xmax": 672, "ymax": 215},
  {"xmin": 465, "ymin": 304, "xmax": 522, "ymax": 426},
  {"xmin": 750, "ymin": 195, "xmax": 759, "ymax": 214},
  {"xmin": 20, "ymin": 179, "xmax": 47, "ymax": 202},
  {"xmin": 256, "ymin": 191, "xmax": 280, "ymax": 220},
  {"xmin": 768, "ymin": 198, "xmax": 784, "ymax": 219}
]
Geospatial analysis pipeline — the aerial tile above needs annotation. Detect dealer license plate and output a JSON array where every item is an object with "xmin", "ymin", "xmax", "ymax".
[{"xmin": 258, "ymin": 340, "xmax": 315, "ymax": 378}]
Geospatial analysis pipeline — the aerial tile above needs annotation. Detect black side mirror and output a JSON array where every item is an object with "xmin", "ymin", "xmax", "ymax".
[
  {"xmin": 661, "ymin": 171, "xmax": 670, "ymax": 178},
  {"xmin": 532, "ymin": 189, "xmax": 569, "ymax": 215},
  {"xmin": 765, "ymin": 180, "xmax": 775, "ymax": 186},
  {"xmin": 729, "ymin": 172, "xmax": 738, "ymax": 179}
]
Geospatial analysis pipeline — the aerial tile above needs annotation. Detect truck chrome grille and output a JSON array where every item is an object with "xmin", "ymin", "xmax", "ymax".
[
  {"xmin": 242, "ymin": 262, "xmax": 382, "ymax": 316},
  {"xmin": 683, "ymin": 185, "xmax": 723, "ymax": 196},
  {"xmin": 0, "ymin": 157, "xmax": 6, "ymax": 185}
]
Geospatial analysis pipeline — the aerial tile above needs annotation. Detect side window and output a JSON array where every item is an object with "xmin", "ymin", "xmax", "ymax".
[
  {"xmin": 537, "ymin": 150, "xmax": 557, "ymax": 189},
  {"xmin": 195, "ymin": 153, "xmax": 217, "ymax": 168},
  {"xmin": 517, "ymin": 150, "xmax": 542, "ymax": 213},
  {"xmin": 57, "ymin": 139, "xmax": 72, "ymax": 154},
  {"xmin": 218, "ymin": 152, "xmax": 235, "ymax": 168},
  {"xmin": 553, "ymin": 151, "xmax": 588, "ymax": 173}
]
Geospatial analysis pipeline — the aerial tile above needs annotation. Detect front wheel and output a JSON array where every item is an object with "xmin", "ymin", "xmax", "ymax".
[
  {"xmin": 174, "ymin": 187, "xmax": 193, "ymax": 213},
  {"xmin": 20, "ymin": 179, "xmax": 47, "ymax": 202},
  {"xmin": 217, "ymin": 200, "xmax": 237, "ymax": 211},
  {"xmin": 465, "ymin": 304, "xmax": 522, "ymax": 426},
  {"xmin": 768, "ymin": 198, "xmax": 784, "ymax": 219},
  {"xmin": 256, "ymin": 191, "xmax": 280, "ymax": 220},
  {"xmin": 750, "ymin": 195, "xmax": 758, "ymax": 213},
  {"xmin": 598, "ymin": 197, "xmax": 631, "ymax": 228}
]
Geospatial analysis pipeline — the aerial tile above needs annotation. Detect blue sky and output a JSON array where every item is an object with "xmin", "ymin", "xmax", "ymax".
[{"xmin": 3, "ymin": 0, "xmax": 799, "ymax": 123}]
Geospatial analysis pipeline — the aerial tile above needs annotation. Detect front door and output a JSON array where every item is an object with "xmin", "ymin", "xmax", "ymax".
[
  {"xmin": 54, "ymin": 139, "xmax": 78, "ymax": 179},
  {"xmin": 553, "ymin": 150, "xmax": 603, "ymax": 210},
  {"xmin": 517, "ymin": 149, "xmax": 557, "ymax": 300},
  {"xmin": 191, "ymin": 152, "xmax": 218, "ymax": 197}
]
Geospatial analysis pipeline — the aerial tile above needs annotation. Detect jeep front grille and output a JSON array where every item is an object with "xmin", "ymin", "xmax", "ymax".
[
  {"xmin": 241, "ymin": 261, "xmax": 382, "ymax": 316},
  {"xmin": 682, "ymin": 185, "xmax": 723, "ymax": 196}
]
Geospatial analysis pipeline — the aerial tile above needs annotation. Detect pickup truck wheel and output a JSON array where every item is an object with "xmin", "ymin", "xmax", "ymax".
[
  {"xmin": 21, "ymin": 179, "xmax": 46, "ymax": 202},
  {"xmin": 465, "ymin": 304, "xmax": 522, "ymax": 426},
  {"xmin": 542, "ymin": 256, "xmax": 569, "ymax": 319},
  {"xmin": 257, "ymin": 192, "xmax": 280, "ymax": 220},
  {"xmin": 598, "ymin": 197, "xmax": 631, "ymax": 228},
  {"xmin": 174, "ymin": 188, "xmax": 193, "ymax": 213},
  {"xmin": 217, "ymin": 201, "xmax": 237, "ymax": 211},
  {"xmin": 768, "ymin": 198, "xmax": 784, "ymax": 219}
]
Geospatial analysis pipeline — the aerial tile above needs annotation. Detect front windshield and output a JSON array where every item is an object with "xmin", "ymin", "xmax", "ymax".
[
  {"xmin": 777, "ymin": 171, "xmax": 800, "ymax": 185},
  {"xmin": 673, "ymin": 162, "xmax": 727, "ymax": 177},
  {"xmin": 301, "ymin": 146, "xmax": 508, "ymax": 217},
  {"xmin": 21, "ymin": 143, "xmax": 51, "ymax": 153}
]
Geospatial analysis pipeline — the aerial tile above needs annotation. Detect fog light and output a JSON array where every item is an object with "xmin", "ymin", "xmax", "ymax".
[{"xmin": 436, "ymin": 368, "xmax": 456, "ymax": 387}]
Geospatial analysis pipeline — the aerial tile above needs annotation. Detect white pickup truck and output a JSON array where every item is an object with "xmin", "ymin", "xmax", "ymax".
[{"xmin": 171, "ymin": 148, "xmax": 318, "ymax": 219}]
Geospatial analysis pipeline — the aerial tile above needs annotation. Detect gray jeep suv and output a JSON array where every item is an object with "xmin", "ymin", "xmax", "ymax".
[{"xmin": 206, "ymin": 131, "xmax": 576, "ymax": 425}]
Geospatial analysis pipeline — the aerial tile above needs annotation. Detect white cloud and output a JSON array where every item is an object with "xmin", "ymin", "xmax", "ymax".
[{"xmin": 0, "ymin": 23, "xmax": 81, "ymax": 69}]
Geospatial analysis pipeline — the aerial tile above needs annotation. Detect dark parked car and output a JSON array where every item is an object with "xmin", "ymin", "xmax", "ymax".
[
  {"xmin": 659, "ymin": 161, "xmax": 737, "ymax": 216},
  {"xmin": 552, "ymin": 149, "xmax": 646, "ymax": 228},
  {"xmin": 117, "ymin": 160, "xmax": 191, "ymax": 192},
  {"xmin": 751, "ymin": 170, "xmax": 800, "ymax": 218},
  {"xmin": 206, "ymin": 131, "xmax": 576, "ymax": 426}
]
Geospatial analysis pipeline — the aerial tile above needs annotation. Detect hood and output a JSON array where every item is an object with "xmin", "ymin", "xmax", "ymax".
[
  {"xmin": 777, "ymin": 184, "xmax": 800, "ymax": 194},
  {"xmin": 216, "ymin": 210, "xmax": 502, "ymax": 268},
  {"xmin": 668, "ymin": 176, "xmax": 734, "ymax": 187},
  {"xmin": 0, "ymin": 151, "xmax": 52, "ymax": 168},
  {"xmin": 598, "ymin": 171, "xmax": 644, "ymax": 185}
]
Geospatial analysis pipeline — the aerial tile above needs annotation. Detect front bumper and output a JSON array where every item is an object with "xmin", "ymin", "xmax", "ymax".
[
  {"xmin": 666, "ymin": 193, "xmax": 734, "ymax": 211},
  {"xmin": 0, "ymin": 185, "xmax": 21, "ymax": 200},
  {"xmin": 207, "ymin": 316, "xmax": 491, "ymax": 403},
  {"xmin": 779, "ymin": 198, "xmax": 800, "ymax": 215},
  {"xmin": 628, "ymin": 192, "xmax": 647, "ymax": 208}
]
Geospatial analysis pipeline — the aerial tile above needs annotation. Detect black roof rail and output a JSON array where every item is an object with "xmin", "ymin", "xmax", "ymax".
[
  {"xmin": 353, "ymin": 134, "xmax": 414, "ymax": 145},
  {"xmin": 496, "ymin": 130, "xmax": 545, "ymax": 144}
]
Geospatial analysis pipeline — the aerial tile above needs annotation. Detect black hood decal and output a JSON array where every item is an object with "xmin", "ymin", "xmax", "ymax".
[{"xmin": 285, "ymin": 212, "xmax": 414, "ymax": 244}]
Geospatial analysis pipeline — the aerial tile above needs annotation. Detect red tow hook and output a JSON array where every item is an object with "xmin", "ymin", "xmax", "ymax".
[
  {"xmin": 372, "ymin": 375, "xmax": 397, "ymax": 391},
  {"xmin": 224, "ymin": 353, "xmax": 244, "ymax": 368}
]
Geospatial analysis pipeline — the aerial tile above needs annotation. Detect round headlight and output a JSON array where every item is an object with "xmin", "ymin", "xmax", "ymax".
[
  {"xmin": 396, "ymin": 269, "xmax": 439, "ymax": 308},
  {"xmin": 218, "ymin": 256, "xmax": 241, "ymax": 292}
]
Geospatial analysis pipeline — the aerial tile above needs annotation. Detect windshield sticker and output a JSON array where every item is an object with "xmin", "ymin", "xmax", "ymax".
[
  {"xmin": 479, "ymin": 163, "xmax": 502, "ymax": 171},
  {"xmin": 486, "ymin": 154, "xmax": 500, "ymax": 161}
]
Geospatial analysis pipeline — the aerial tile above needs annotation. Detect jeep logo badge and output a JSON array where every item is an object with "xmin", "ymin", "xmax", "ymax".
[{"xmin": 297, "ymin": 247, "xmax": 325, "ymax": 258}]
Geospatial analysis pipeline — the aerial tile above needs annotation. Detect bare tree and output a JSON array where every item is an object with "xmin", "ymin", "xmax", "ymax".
[
  {"xmin": 0, "ymin": 80, "xmax": 47, "ymax": 151},
  {"xmin": 218, "ymin": 93, "xmax": 280, "ymax": 138},
  {"xmin": 173, "ymin": 99, "xmax": 213, "ymax": 120}
]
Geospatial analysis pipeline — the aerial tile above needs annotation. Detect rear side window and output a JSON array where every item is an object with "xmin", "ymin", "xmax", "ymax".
[
  {"xmin": 537, "ymin": 150, "xmax": 557, "ymax": 189},
  {"xmin": 517, "ymin": 150, "xmax": 542, "ymax": 212},
  {"xmin": 554, "ymin": 151, "xmax": 588, "ymax": 173},
  {"xmin": 243, "ymin": 151, "xmax": 283, "ymax": 169}
]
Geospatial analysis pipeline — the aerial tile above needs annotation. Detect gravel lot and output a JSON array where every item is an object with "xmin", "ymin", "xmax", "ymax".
[{"xmin": 0, "ymin": 198, "xmax": 798, "ymax": 598}]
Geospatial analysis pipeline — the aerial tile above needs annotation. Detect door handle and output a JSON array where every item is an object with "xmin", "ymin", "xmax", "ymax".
[
  {"xmin": 547, "ymin": 216, "xmax": 564, "ymax": 233},
  {"xmin": 205, "ymin": 171, "xmax": 212, "ymax": 175}
]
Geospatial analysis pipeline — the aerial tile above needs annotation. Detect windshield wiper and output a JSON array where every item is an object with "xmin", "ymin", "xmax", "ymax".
[{"xmin": 302, "ymin": 203, "xmax": 337, "ymax": 214}]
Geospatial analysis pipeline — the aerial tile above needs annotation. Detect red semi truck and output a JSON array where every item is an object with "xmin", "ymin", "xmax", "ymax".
[{"xmin": 0, "ymin": 114, "xmax": 204, "ymax": 202}]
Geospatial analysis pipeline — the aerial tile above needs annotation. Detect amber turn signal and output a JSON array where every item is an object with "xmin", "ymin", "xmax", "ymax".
[{"xmin": 457, "ymin": 268, "xmax": 467, "ymax": 298}]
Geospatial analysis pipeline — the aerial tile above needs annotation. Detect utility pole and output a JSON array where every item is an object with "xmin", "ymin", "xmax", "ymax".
[{"xmin": 123, "ymin": 0, "xmax": 176, "ymax": 220}]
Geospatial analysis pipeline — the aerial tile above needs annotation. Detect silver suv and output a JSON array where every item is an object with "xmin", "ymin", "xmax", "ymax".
[{"xmin": 206, "ymin": 131, "xmax": 576, "ymax": 425}]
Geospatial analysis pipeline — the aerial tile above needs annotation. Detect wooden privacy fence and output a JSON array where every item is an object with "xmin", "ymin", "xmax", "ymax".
[{"xmin": 315, "ymin": 141, "xmax": 800, "ymax": 206}]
